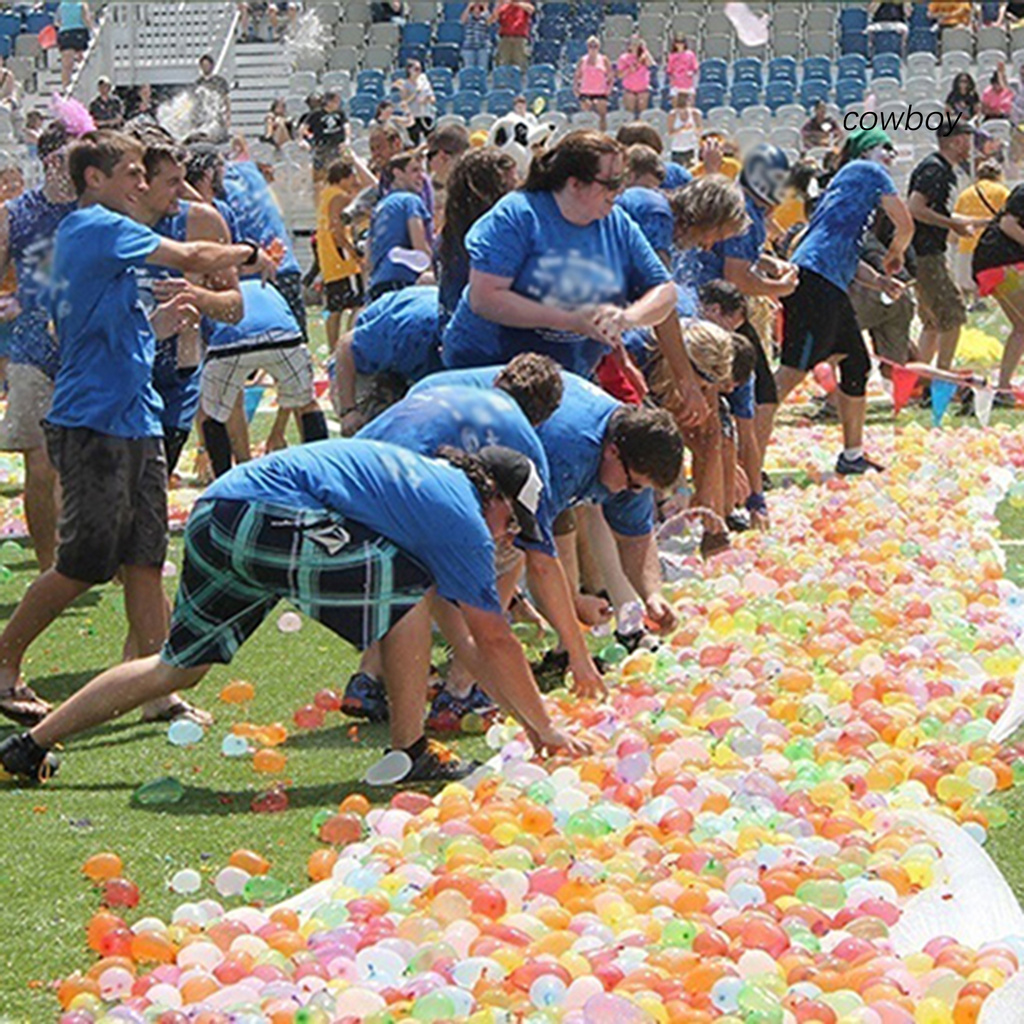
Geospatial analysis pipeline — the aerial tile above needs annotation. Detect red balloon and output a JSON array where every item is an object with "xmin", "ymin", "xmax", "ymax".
[{"xmin": 102, "ymin": 877, "xmax": 140, "ymax": 909}]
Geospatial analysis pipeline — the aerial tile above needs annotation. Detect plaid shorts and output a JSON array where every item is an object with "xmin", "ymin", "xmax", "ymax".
[
  {"xmin": 162, "ymin": 499, "xmax": 433, "ymax": 668},
  {"xmin": 200, "ymin": 341, "xmax": 314, "ymax": 422}
]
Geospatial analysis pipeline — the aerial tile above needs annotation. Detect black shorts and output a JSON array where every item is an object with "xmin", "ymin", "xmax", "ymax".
[
  {"xmin": 57, "ymin": 27, "xmax": 90, "ymax": 52},
  {"xmin": 162, "ymin": 500, "xmax": 432, "ymax": 668},
  {"xmin": 273, "ymin": 271, "xmax": 307, "ymax": 339},
  {"xmin": 780, "ymin": 269, "xmax": 864, "ymax": 373},
  {"xmin": 325, "ymin": 275, "xmax": 365, "ymax": 312},
  {"xmin": 737, "ymin": 321, "xmax": 777, "ymax": 406},
  {"xmin": 44, "ymin": 424, "xmax": 168, "ymax": 584},
  {"xmin": 368, "ymin": 279, "xmax": 407, "ymax": 303}
]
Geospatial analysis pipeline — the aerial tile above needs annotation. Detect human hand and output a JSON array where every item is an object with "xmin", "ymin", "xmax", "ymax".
[
  {"xmin": 880, "ymin": 276, "xmax": 905, "ymax": 301},
  {"xmin": 699, "ymin": 136, "xmax": 723, "ymax": 174},
  {"xmin": 568, "ymin": 654, "xmax": 607, "ymax": 700},
  {"xmin": 527, "ymin": 722, "xmax": 593, "ymax": 757},
  {"xmin": 575, "ymin": 592, "xmax": 612, "ymax": 626},
  {"xmin": 150, "ymin": 292, "xmax": 200, "ymax": 340},
  {"xmin": 882, "ymin": 246, "xmax": 904, "ymax": 276},
  {"xmin": 672, "ymin": 374, "xmax": 711, "ymax": 429},
  {"xmin": 644, "ymin": 593, "xmax": 678, "ymax": 634}
]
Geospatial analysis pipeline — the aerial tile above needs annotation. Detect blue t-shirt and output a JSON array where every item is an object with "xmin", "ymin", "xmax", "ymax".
[
  {"xmin": 442, "ymin": 191, "xmax": 670, "ymax": 380},
  {"xmin": 691, "ymin": 191, "xmax": 767, "ymax": 288},
  {"xmin": 5, "ymin": 189, "xmax": 77, "ymax": 378},
  {"xmin": 616, "ymin": 187, "xmax": 674, "ymax": 256},
  {"xmin": 792, "ymin": 160, "xmax": 897, "ymax": 290},
  {"xmin": 360, "ymin": 385, "xmax": 556, "ymax": 557},
  {"xmin": 368, "ymin": 191, "xmax": 431, "ymax": 292},
  {"xmin": 48, "ymin": 205, "xmax": 163, "ymax": 438},
  {"xmin": 58, "ymin": 2, "xmax": 86, "ymax": 29},
  {"xmin": 203, "ymin": 439, "xmax": 502, "ymax": 613},
  {"xmin": 222, "ymin": 161, "xmax": 300, "ymax": 278},
  {"xmin": 725, "ymin": 375, "xmax": 755, "ymax": 420},
  {"xmin": 437, "ymin": 245, "xmax": 467, "ymax": 336},
  {"xmin": 662, "ymin": 162, "xmax": 693, "ymax": 191},
  {"xmin": 411, "ymin": 366, "xmax": 655, "ymax": 535},
  {"xmin": 204, "ymin": 278, "xmax": 300, "ymax": 351},
  {"xmin": 351, "ymin": 285, "xmax": 441, "ymax": 381}
]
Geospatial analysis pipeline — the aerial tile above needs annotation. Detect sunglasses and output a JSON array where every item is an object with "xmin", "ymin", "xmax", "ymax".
[
  {"xmin": 591, "ymin": 174, "xmax": 626, "ymax": 192},
  {"xmin": 619, "ymin": 452, "xmax": 646, "ymax": 493}
]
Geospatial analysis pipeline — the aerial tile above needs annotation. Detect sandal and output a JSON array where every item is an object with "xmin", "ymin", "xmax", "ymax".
[
  {"xmin": 140, "ymin": 698, "xmax": 214, "ymax": 727},
  {"xmin": 0, "ymin": 684, "xmax": 53, "ymax": 727}
]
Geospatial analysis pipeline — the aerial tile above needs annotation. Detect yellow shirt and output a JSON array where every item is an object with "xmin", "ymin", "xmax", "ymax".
[
  {"xmin": 953, "ymin": 180, "xmax": 1009, "ymax": 253},
  {"xmin": 928, "ymin": 2, "xmax": 971, "ymax": 26},
  {"xmin": 772, "ymin": 195, "xmax": 806, "ymax": 234},
  {"xmin": 692, "ymin": 156, "xmax": 741, "ymax": 180},
  {"xmin": 316, "ymin": 184, "xmax": 360, "ymax": 284}
]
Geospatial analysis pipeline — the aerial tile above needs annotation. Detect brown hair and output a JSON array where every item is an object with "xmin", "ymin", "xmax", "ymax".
[
  {"xmin": 67, "ymin": 130, "xmax": 143, "ymax": 196},
  {"xmin": 523, "ymin": 129, "xmax": 622, "ymax": 192},
  {"xmin": 668, "ymin": 175, "xmax": 750, "ymax": 248},
  {"xmin": 731, "ymin": 332, "xmax": 756, "ymax": 386},
  {"xmin": 625, "ymin": 143, "xmax": 665, "ymax": 184},
  {"xmin": 494, "ymin": 353, "xmax": 564, "ymax": 426},
  {"xmin": 609, "ymin": 406, "xmax": 684, "ymax": 489},
  {"xmin": 326, "ymin": 158, "xmax": 355, "ymax": 184},
  {"xmin": 386, "ymin": 149, "xmax": 423, "ymax": 175},
  {"xmin": 616, "ymin": 121, "xmax": 663, "ymax": 155}
]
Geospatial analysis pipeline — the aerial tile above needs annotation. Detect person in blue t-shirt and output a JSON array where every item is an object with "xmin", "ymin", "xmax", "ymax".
[
  {"xmin": 367, "ymin": 151, "xmax": 433, "ymax": 302},
  {"xmin": 441, "ymin": 131, "xmax": 676, "ymax": 382},
  {"xmin": 0, "ymin": 122, "xmax": 76, "ymax": 603},
  {"xmin": 0, "ymin": 130, "xmax": 279, "ymax": 728},
  {"xmin": 332, "ymin": 285, "xmax": 442, "ymax": 435},
  {"xmin": 776, "ymin": 128, "xmax": 914, "ymax": 476},
  {"xmin": 0, "ymin": 441, "xmax": 590, "ymax": 785},
  {"xmin": 351, "ymin": 355, "xmax": 605, "ymax": 721},
  {"xmin": 616, "ymin": 144, "xmax": 675, "ymax": 266}
]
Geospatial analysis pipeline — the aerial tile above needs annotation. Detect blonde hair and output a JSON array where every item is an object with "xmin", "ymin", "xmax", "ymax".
[
  {"xmin": 682, "ymin": 319, "xmax": 735, "ymax": 386},
  {"xmin": 668, "ymin": 175, "xmax": 750, "ymax": 247}
]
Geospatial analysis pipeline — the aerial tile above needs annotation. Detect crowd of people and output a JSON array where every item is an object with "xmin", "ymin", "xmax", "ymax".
[{"xmin": 1, "ymin": 4, "xmax": 1024, "ymax": 789}]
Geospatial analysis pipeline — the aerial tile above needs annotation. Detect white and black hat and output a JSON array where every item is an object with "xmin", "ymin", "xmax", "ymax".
[{"xmin": 477, "ymin": 446, "xmax": 544, "ymax": 545}]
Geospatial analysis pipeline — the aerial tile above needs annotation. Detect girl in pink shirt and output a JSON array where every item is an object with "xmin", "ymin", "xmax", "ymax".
[
  {"xmin": 666, "ymin": 35, "xmax": 699, "ymax": 96},
  {"xmin": 617, "ymin": 35, "xmax": 653, "ymax": 113},
  {"xmin": 574, "ymin": 35, "xmax": 613, "ymax": 130}
]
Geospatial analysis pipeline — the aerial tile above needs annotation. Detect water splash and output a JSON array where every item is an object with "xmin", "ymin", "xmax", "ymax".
[{"xmin": 283, "ymin": 8, "xmax": 326, "ymax": 70}]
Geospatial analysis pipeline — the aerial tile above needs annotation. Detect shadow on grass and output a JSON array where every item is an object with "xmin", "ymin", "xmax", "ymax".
[{"xmin": 283, "ymin": 721, "xmax": 390, "ymax": 750}]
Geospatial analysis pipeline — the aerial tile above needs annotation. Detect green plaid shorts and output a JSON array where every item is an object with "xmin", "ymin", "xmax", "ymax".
[{"xmin": 161, "ymin": 499, "xmax": 433, "ymax": 668}]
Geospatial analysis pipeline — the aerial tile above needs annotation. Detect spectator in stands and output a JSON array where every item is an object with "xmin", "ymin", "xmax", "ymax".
[
  {"xmin": 304, "ymin": 89, "xmax": 348, "ymax": 185},
  {"xmin": 946, "ymin": 73, "xmax": 980, "ymax": 121},
  {"xmin": 262, "ymin": 97, "xmax": 293, "ymax": 149},
  {"xmin": 868, "ymin": 3, "xmax": 911, "ymax": 34},
  {"xmin": 0, "ymin": 57, "xmax": 19, "ymax": 114},
  {"xmin": 461, "ymin": 2, "xmax": 492, "ymax": 71},
  {"xmin": 371, "ymin": 0, "xmax": 406, "ymax": 23},
  {"xmin": 126, "ymin": 82, "xmax": 158, "ymax": 125},
  {"xmin": 493, "ymin": 1, "xmax": 534, "ymax": 70},
  {"xmin": 996, "ymin": 2, "xmax": 1024, "ymax": 25},
  {"xmin": 56, "ymin": 1, "xmax": 93, "ymax": 90},
  {"xmin": 801, "ymin": 101, "xmax": 843, "ymax": 151},
  {"xmin": 982, "ymin": 64, "xmax": 1014, "ymax": 120},
  {"xmin": 665, "ymin": 35, "xmax": 698, "ymax": 99},
  {"xmin": 194, "ymin": 54, "xmax": 231, "ymax": 142},
  {"xmin": 574, "ymin": 37, "xmax": 613, "ymax": 133},
  {"xmin": 617, "ymin": 35, "xmax": 654, "ymax": 116},
  {"xmin": 398, "ymin": 59, "xmax": 436, "ymax": 147},
  {"xmin": 668, "ymin": 92, "xmax": 701, "ymax": 168},
  {"xmin": 242, "ymin": 2, "xmax": 299, "ymax": 43},
  {"xmin": 953, "ymin": 160, "xmax": 1008, "ymax": 309},
  {"xmin": 89, "ymin": 76, "xmax": 125, "ymax": 131},
  {"xmin": 928, "ymin": 2, "xmax": 973, "ymax": 27}
]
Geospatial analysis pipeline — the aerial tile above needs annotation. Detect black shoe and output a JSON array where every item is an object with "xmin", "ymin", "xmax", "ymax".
[
  {"xmin": 835, "ymin": 452, "xmax": 885, "ymax": 475},
  {"xmin": 403, "ymin": 739, "xmax": 479, "ymax": 783},
  {"xmin": 341, "ymin": 672, "xmax": 389, "ymax": 722},
  {"xmin": 761, "ymin": 471, "xmax": 774, "ymax": 492},
  {"xmin": 994, "ymin": 391, "xmax": 1017, "ymax": 409},
  {"xmin": 726, "ymin": 509, "xmax": 751, "ymax": 533},
  {"xmin": 0, "ymin": 732, "xmax": 59, "ymax": 783}
]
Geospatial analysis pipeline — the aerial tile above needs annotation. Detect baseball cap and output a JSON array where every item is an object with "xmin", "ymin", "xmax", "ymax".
[
  {"xmin": 477, "ymin": 446, "xmax": 544, "ymax": 545},
  {"xmin": 939, "ymin": 119, "xmax": 978, "ymax": 139}
]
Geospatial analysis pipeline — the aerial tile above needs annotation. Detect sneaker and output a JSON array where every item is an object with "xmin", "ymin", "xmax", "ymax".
[
  {"xmin": 994, "ymin": 391, "xmax": 1017, "ymax": 409},
  {"xmin": 0, "ymin": 732, "xmax": 59, "ymax": 784},
  {"xmin": 341, "ymin": 672, "xmax": 389, "ymax": 723},
  {"xmin": 835, "ymin": 452, "xmax": 885, "ymax": 475},
  {"xmin": 726, "ymin": 509, "xmax": 751, "ymax": 533},
  {"xmin": 403, "ymin": 739, "xmax": 479, "ymax": 783},
  {"xmin": 426, "ymin": 684, "xmax": 499, "ymax": 732},
  {"xmin": 806, "ymin": 398, "xmax": 839, "ymax": 422}
]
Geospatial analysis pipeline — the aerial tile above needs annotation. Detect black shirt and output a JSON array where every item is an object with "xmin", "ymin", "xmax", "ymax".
[
  {"xmin": 89, "ymin": 94, "xmax": 124, "ymax": 127},
  {"xmin": 908, "ymin": 152, "xmax": 958, "ymax": 257},
  {"xmin": 973, "ymin": 184, "xmax": 1024, "ymax": 275},
  {"xmin": 306, "ymin": 108, "xmax": 348, "ymax": 151}
]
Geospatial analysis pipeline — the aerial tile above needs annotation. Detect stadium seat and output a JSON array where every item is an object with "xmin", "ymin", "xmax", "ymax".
[
  {"xmin": 835, "ymin": 78, "xmax": 865, "ymax": 108},
  {"xmin": 695, "ymin": 82, "xmax": 726, "ymax": 115},
  {"xmin": 765, "ymin": 81, "xmax": 796, "ymax": 111},
  {"xmin": 908, "ymin": 28, "xmax": 938, "ymax": 55},
  {"xmin": 527, "ymin": 64, "xmax": 557, "ymax": 91},
  {"xmin": 432, "ymin": 44, "xmax": 461, "ymax": 70},
  {"xmin": 336, "ymin": 23, "xmax": 366, "ymax": 47},
  {"xmin": 452, "ymin": 90, "xmax": 484, "ymax": 119},
  {"xmin": 941, "ymin": 49, "xmax": 972, "ymax": 77},
  {"xmin": 563, "ymin": 38, "xmax": 587, "ymax": 64},
  {"xmin": 770, "ymin": 124, "xmax": 802, "ymax": 151},
  {"xmin": 399, "ymin": 43, "xmax": 427, "ymax": 65},
  {"xmin": 705, "ymin": 105, "xmax": 739, "ymax": 136},
  {"xmin": 555, "ymin": 88, "xmax": 579, "ymax": 114},
  {"xmin": 872, "ymin": 53, "xmax": 903, "ymax": 80},
  {"xmin": 356, "ymin": 69, "xmax": 386, "ymax": 97},
  {"xmin": 744, "ymin": 105, "xmax": 771, "ymax": 132},
  {"xmin": 768, "ymin": 58, "xmax": 798, "ymax": 86},
  {"xmin": 538, "ymin": 17, "xmax": 565, "ymax": 40},
  {"xmin": 729, "ymin": 82, "xmax": 760, "ymax": 113},
  {"xmin": 803, "ymin": 57, "xmax": 833, "ymax": 84},
  {"xmin": 368, "ymin": 22, "xmax": 400, "ymax": 47},
  {"xmin": 458, "ymin": 66, "xmax": 487, "ymax": 93},
  {"xmin": 773, "ymin": 34, "xmax": 802, "ymax": 58},
  {"xmin": 427, "ymin": 67, "xmax": 455, "ymax": 99},
  {"xmin": 436, "ymin": 21, "xmax": 464, "ymax": 45},
  {"xmin": 637, "ymin": 12, "xmax": 665, "ymax": 43},
  {"xmin": 871, "ymin": 76, "xmax": 901, "ymax": 102},
  {"xmin": 525, "ymin": 87, "xmax": 553, "ymax": 112},
  {"xmin": 703, "ymin": 34, "xmax": 732, "ymax": 60},
  {"xmin": 348, "ymin": 93, "xmax": 379, "ymax": 125},
  {"xmin": 906, "ymin": 51, "xmax": 938, "ymax": 76},
  {"xmin": 839, "ymin": 8, "xmax": 868, "ymax": 34},
  {"xmin": 941, "ymin": 27, "xmax": 974, "ymax": 56},
  {"xmin": 977, "ymin": 25, "xmax": 1009, "ymax": 55},
  {"xmin": 871, "ymin": 30, "xmax": 904, "ymax": 56},
  {"xmin": 806, "ymin": 32, "xmax": 835, "ymax": 57},
  {"xmin": 329, "ymin": 45, "xmax": 360, "ymax": 71},
  {"xmin": 607, "ymin": 1, "xmax": 638, "ymax": 15},
  {"xmin": 23, "ymin": 11, "xmax": 50, "ymax": 34},
  {"xmin": 402, "ymin": 22, "xmax": 432, "ymax": 47},
  {"xmin": 774, "ymin": 103, "xmax": 807, "ymax": 129},
  {"xmin": 699, "ymin": 58, "xmax": 728, "ymax": 87},
  {"xmin": 734, "ymin": 126, "xmax": 767, "ymax": 154},
  {"xmin": 605, "ymin": 14, "xmax": 635, "ymax": 39},
  {"xmin": 840, "ymin": 32, "xmax": 869, "ymax": 57},
  {"xmin": 671, "ymin": 11, "xmax": 700, "ymax": 40},
  {"xmin": 800, "ymin": 80, "xmax": 831, "ymax": 109},
  {"xmin": 443, "ymin": 2, "xmax": 467, "ymax": 19},
  {"xmin": 0, "ymin": 13, "xmax": 21, "ymax": 38},
  {"xmin": 407, "ymin": 0, "xmax": 436, "ymax": 19},
  {"xmin": 772, "ymin": 6, "xmax": 802, "ymax": 39},
  {"xmin": 492, "ymin": 65, "xmax": 522, "ymax": 92},
  {"xmin": 733, "ymin": 58, "xmax": 762, "ymax": 88},
  {"xmin": 486, "ymin": 87, "xmax": 517, "ymax": 114},
  {"xmin": 533, "ymin": 40, "xmax": 563, "ymax": 65},
  {"xmin": 910, "ymin": 3, "xmax": 935, "ymax": 28},
  {"xmin": 837, "ymin": 53, "xmax": 868, "ymax": 82}
]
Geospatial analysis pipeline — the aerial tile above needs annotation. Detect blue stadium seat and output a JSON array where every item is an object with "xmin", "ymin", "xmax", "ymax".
[
  {"xmin": 800, "ymin": 80, "xmax": 831, "ymax": 109},
  {"xmin": 837, "ymin": 54, "xmax": 868, "ymax": 83},
  {"xmin": 765, "ymin": 81, "xmax": 796, "ymax": 111},
  {"xmin": 803, "ymin": 57, "xmax": 833, "ymax": 84},
  {"xmin": 443, "ymin": 2, "xmax": 467, "ymax": 19},
  {"xmin": 733, "ymin": 57, "xmax": 763, "ymax": 88},
  {"xmin": 436, "ymin": 21, "xmax": 464, "ymax": 45},
  {"xmin": 872, "ymin": 53, "xmax": 902, "ymax": 80},
  {"xmin": 402, "ymin": 22, "xmax": 432, "ymax": 47},
  {"xmin": 24, "ymin": 12, "xmax": 50, "ymax": 33},
  {"xmin": 458, "ymin": 66, "xmax": 487, "ymax": 93},
  {"xmin": 910, "ymin": 3, "xmax": 934, "ymax": 28},
  {"xmin": 572, "ymin": 7, "xmax": 603, "ymax": 35},
  {"xmin": 427, "ymin": 67, "xmax": 454, "ymax": 99},
  {"xmin": 836, "ymin": 78, "xmax": 866, "ymax": 108},
  {"xmin": 486, "ymin": 87, "xmax": 517, "ymax": 113},
  {"xmin": 399, "ymin": 44, "xmax": 427, "ymax": 65},
  {"xmin": 527, "ymin": 63, "xmax": 557, "ymax": 91},
  {"xmin": 768, "ymin": 57, "xmax": 798, "ymax": 86},
  {"xmin": 452, "ymin": 90, "xmax": 484, "ymax": 119},
  {"xmin": 729, "ymin": 82, "xmax": 760, "ymax": 113},
  {"xmin": 840, "ymin": 31, "xmax": 869, "ymax": 56},
  {"xmin": 562, "ymin": 39, "xmax": 586, "ymax": 63},
  {"xmin": 543, "ymin": 1, "xmax": 571, "ymax": 20},
  {"xmin": 607, "ymin": 2, "xmax": 638, "ymax": 15},
  {"xmin": 839, "ymin": 8, "xmax": 868, "ymax": 34},
  {"xmin": 534, "ymin": 40, "xmax": 562, "ymax": 65},
  {"xmin": 492, "ymin": 65, "xmax": 522, "ymax": 92},
  {"xmin": 538, "ymin": 18, "xmax": 565, "ymax": 40},
  {"xmin": 872, "ymin": 30, "xmax": 904, "ymax": 55},
  {"xmin": 908, "ymin": 28, "xmax": 938, "ymax": 54},
  {"xmin": 695, "ymin": 82, "xmax": 726, "ymax": 115},
  {"xmin": 432, "ymin": 44, "xmax": 461, "ymax": 70},
  {"xmin": 699, "ymin": 58, "xmax": 728, "ymax": 87},
  {"xmin": 525, "ymin": 87, "xmax": 553, "ymax": 112},
  {"xmin": 0, "ymin": 13, "xmax": 21, "ymax": 36},
  {"xmin": 348, "ymin": 93, "xmax": 378, "ymax": 125},
  {"xmin": 555, "ymin": 87, "xmax": 579, "ymax": 113},
  {"xmin": 356, "ymin": 69, "xmax": 385, "ymax": 98}
]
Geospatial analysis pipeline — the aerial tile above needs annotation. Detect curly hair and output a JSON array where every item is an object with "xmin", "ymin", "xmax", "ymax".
[
  {"xmin": 494, "ymin": 353, "xmax": 563, "ymax": 426},
  {"xmin": 609, "ymin": 406, "xmax": 684, "ymax": 489},
  {"xmin": 436, "ymin": 446, "xmax": 500, "ymax": 505}
]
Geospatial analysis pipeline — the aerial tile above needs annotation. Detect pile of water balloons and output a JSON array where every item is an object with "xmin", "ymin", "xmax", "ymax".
[{"xmin": 47, "ymin": 421, "xmax": 1024, "ymax": 1021}]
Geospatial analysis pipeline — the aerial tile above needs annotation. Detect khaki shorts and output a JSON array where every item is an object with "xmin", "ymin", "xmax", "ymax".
[
  {"xmin": 849, "ymin": 282, "xmax": 915, "ymax": 365},
  {"xmin": 0, "ymin": 363, "xmax": 54, "ymax": 452},
  {"xmin": 915, "ymin": 253, "xmax": 967, "ymax": 332}
]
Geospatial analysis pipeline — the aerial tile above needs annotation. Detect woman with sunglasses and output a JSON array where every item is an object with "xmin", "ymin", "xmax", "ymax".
[
  {"xmin": 441, "ymin": 131, "xmax": 676, "ymax": 384},
  {"xmin": 573, "ymin": 36, "xmax": 613, "ymax": 132}
]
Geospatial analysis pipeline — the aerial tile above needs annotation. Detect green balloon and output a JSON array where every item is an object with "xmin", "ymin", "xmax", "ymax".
[{"xmin": 132, "ymin": 776, "xmax": 184, "ymax": 806}]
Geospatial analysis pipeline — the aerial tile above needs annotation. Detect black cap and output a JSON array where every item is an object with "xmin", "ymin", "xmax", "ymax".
[
  {"xmin": 477, "ymin": 446, "xmax": 545, "ymax": 545},
  {"xmin": 939, "ymin": 120, "xmax": 977, "ymax": 140}
]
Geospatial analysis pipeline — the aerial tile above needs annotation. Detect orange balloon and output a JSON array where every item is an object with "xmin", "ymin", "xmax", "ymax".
[
  {"xmin": 82, "ymin": 852, "xmax": 123, "ymax": 883},
  {"xmin": 307, "ymin": 848, "xmax": 338, "ymax": 881},
  {"xmin": 130, "ymin": 930, "xmax": 176, "ymax": 964},
  {"xmin": 253, "ymin": 748, "xmax": 287, "ymax": 773},
  {"xmin": 219, "ymin": 679, "xmax": 255, "ymax": 704},
  {"xmin": 229, "ymin": 848, "xmax": 271, "ymax": 875},
  {"xmin": 339, "ymin": 793, "xmax": 371, "ymax": 816},
  {"xmin": 181, "ymin": 973, "xmax": 220, "ymax": 1004},
  {"xmin": 86, "ymin": 909, "xmax": 126, "ymax": 953},
  {"xmin": 56, "ymin": 973, "xmax": 100, "ymax": 1009}
]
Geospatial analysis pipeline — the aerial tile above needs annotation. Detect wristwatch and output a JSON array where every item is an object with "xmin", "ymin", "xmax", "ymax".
[{"xmin": 242, "ymin": 240, "xmax": 260, "ymax": 266}]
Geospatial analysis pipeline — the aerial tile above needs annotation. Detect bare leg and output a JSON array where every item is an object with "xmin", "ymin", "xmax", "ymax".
[
  {"xmin": 916, "ymin": 326, "xmax": 938, "ymax": 366},
  {"xmin": 936, "ymin": 326, "xmax": 961, "ymax": 371},
  {"xmin": 378, "ymin": 599, "xmax": 433, "ymax": 750},
  {"xmin": 773, "ymin": 364, "xmax": 807, "ymax": 405},
  {"xmin": 0, "ymin": 570, "xmax": 90, "ymax": 692},
  {"xmin": 996, "ymin": 289, "xmax": 1024, "ymax": 390},
  {"xmin": 835, "ymin": 390, "xmax": 866, "ymax": 452},
  {"xmin": 226, "ymin": 395, "xmax": 251, "ymax": 463},
  {"xmin": 31, "ymin": 656, "xmax": 210, "ymax": 749},
  {"xmin": 576, "ymin": 504, "xmax": 638, "ymax": 615},
  {"xmin": 753, "ymin": 403, "xmax": 776, "ymax": 478},
  {"xmin": 23, "ymin": 446, "xmax": 59, "ymax": 573},
  {"xmin": 265, "ymin": 407, "xmax": 291, "ymax": 452}
]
